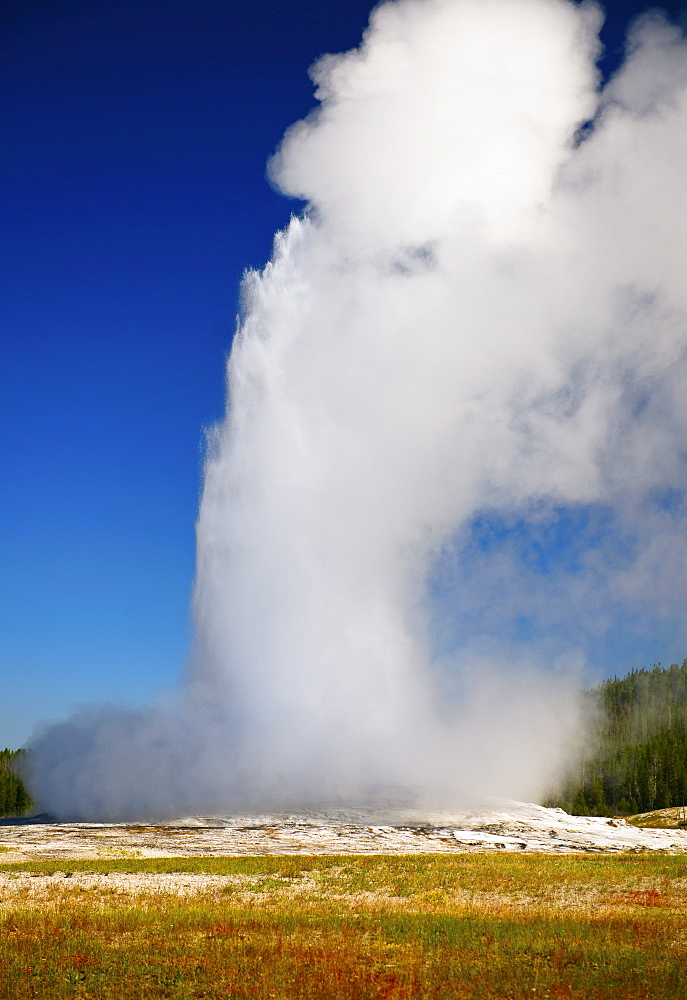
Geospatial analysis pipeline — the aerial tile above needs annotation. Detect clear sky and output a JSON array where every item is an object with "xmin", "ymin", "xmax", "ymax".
[{"xmin": 2, "ymin": 0, "xmax": 686, "ymax": 750}]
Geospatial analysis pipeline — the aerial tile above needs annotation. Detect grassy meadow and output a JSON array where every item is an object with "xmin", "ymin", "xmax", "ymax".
[{"xmin": 1, "ymin": 852, "xmax": 687, "ymax": 998}]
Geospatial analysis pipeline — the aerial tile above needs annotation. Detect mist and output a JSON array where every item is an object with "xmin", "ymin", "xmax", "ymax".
[{"xmin": 31, "ymin": 0, "xmax": 687, "ymax": 820}]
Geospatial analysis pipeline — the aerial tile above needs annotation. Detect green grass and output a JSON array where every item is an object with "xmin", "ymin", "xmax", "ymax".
[
  {"xmin": 3, "ymin": 850, "xmax": 686, "ymax": 892},
  {"xmin": 3, "ymin": 903, "xmax": 684, "ymax": 999},
  {"xmin": 2, "ymin": 854, "xmax": 687, "ymax": 998},
  {"xmin": 626, "ymin": 806, "xmax": 687, "ymax": 829}
]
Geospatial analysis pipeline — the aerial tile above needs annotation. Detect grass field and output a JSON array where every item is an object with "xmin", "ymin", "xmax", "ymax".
[{"xmin": 2, "ymin": 853, "xmax": 686, "ymax": 998}]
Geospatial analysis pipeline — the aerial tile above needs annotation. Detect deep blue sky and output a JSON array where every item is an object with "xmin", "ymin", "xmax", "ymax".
[{"xmin": 2, "ymin": 0, "xmax": 685, "ymax": 749}]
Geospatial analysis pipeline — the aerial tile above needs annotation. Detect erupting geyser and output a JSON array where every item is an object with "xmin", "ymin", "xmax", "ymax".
[{"xmin": 31, "ymin": 0, "xmax": 687, "ymax": 820}]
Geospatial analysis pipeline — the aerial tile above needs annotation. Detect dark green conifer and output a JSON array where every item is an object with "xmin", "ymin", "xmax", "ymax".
[{"xmin": 547, "ymin": 660, "xmax": 687, "ymax": 816}]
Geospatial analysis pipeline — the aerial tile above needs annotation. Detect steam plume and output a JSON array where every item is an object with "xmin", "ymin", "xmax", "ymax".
[{"xmin": 31, "ymin": 0, "xmax": 687, "ymax": 819}]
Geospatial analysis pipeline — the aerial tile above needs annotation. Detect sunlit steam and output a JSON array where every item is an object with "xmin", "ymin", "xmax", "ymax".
[{"xmin": 30, "ymin": 0, "xmax": 687, "ymax": 820}]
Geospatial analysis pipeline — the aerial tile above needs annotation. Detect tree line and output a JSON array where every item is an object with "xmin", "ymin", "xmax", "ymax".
[
  {"xmin": 546, "ymin": 660, "xmax": 687, "ymax": 816},
  {"xmin": 0, "ymin": 748, "xmax": 32, "ymax": 817}
]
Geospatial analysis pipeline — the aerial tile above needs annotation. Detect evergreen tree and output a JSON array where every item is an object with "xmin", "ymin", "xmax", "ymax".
[
  {"xmin": 0, "ymin": 749, "xmax": 32, "ymax": 817},
  {"xmin": 546, "ymin": 660, "xmax": 687, "ymax": 816}
]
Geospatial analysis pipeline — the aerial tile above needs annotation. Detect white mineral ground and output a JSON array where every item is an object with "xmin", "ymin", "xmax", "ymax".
[{"xmin": 1, "ymin": 802, "xmax": 686, "ymax": 862}]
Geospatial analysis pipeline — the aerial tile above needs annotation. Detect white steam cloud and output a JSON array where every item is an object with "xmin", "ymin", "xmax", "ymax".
[{"xmin": 31, "ymin": 0, "xmax": 687, "ymax": 819}]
